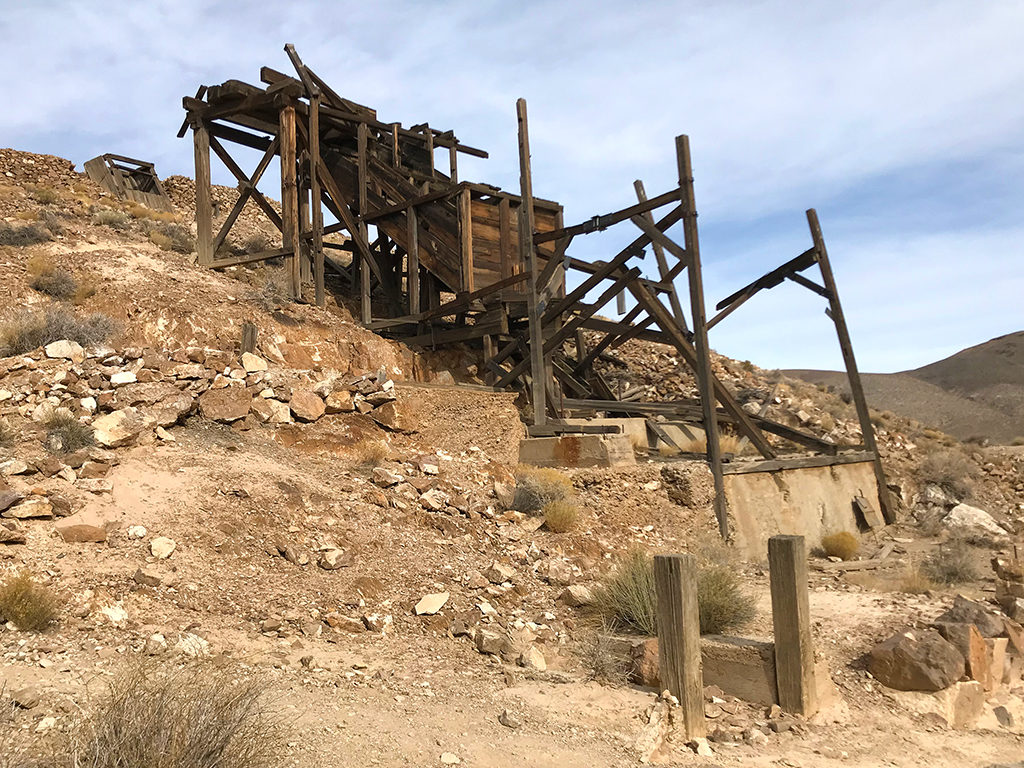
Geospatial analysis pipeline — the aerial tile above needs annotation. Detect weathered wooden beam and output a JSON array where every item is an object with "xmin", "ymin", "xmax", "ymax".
[
  {"xmin": 518, "ymin": 98, "xmax": 546, "ymax": 426},
  {"xmin": 634, "ymin": 180, "xmax": 688, "ymax": 331},
  {"xmin": 654, "ymin": 554, "xmax": 705, "ymax": 739},
  {"xmin": 459, "ymin": 186, "xmax": 474, "ymax": 292},
  {"xmin": 768, "ymin": 536, "xmax": 818, "ymax": 716},
  {"xmin": 192, "ymin": 121, "xmax": 213, "ymax": 266},
  {"xmin": 533, "ymin": 187, "xmax": 681, "ymax": 244},
  {"xmin": 279, "ymin": 103, "xmax": 301, "ymax": 298}
]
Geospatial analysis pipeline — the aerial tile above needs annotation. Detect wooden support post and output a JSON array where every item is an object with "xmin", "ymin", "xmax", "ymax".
[
  {"xmin": 240, "ymin": 321, "xmax": 257, "ymax": 356},
  {"xmin": 391, "ymin": 123, "xmax": 400, "ymax": 167},
  {"xmin": 449, "ymin": 145, "xmax": 458, "ymax": 182},
  {"xmin": 768, "ymin": 535, "xmax": 818, "ymax": 715},
  {"xmin": 482, "ymin": 334, "xmax": 496, "ymax": 385},
  {"xmin": 459, "ymin": 187, "xmax": 474, "ymax": 292},
  {"xmin": 653, "ymin": 554, "xmax": 705, "ymax": 739},
  {"xmin": 424, "ymin": 123, "xmax": 435, "ymax": 178},
  {"xmin": 677, "ymin": 135, "xmax": 728, "ymax": 537},
  {"xmin": 298, "ymin": 170, "xmax": 311, "ymax": 283},
  {"xmin": 407, "ymin": 209, "xmax": 420, "ymax": 316},
  {"xmin": 806, "ymin": 209, "xmax": 893, "ymax": 523},
  {"xmin": 309, "ymin": 95, "xmax": 325, "ymax": 307},
  {"xmin": 279, "ymin": 104, "xmax": 300, "ymax": 298},
  {"xmin": 357, "ymin": 122, "xmax": 371, "ymax": 323},
  {"xmin": 517, "ymin": 98, "xmax": 546, "ymax": 425},
  {"xmin": 192, "ymin": 120, "xmax": 213, "ymax": 266},
  {"xmin": 499, "ymin": 197, "xmax": 513, "ymax": 280}
]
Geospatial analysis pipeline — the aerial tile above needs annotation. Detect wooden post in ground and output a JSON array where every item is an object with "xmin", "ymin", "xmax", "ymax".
[
  {"xmin": 279, "ymin": 103, "xmax": 300, "ymax": 298},
  {"xmin": 806, "ymin": 209, "xmax": 894, "ymax": 524},
  {"xmin": 309, "ymin": 95, "xmax": 325, "ymax": 307},
  {"xmin": 357, "ymin": 122, "xmax": 371, "ymax": 323},
  {"xmin": 459, "ymin": 187, "xmax": 474, "ymax": 292},
  {"xmin": 676, "ymin": 135, "xmax": 728, "ymax": 538},
  {"xmin": 516, "ymin": 98, "xmax": 546, "ymax": 425},
  {"xmin": 768, "ymin": 535, "xmax": 818, "ymax": 715},
  {"xmin": 192, "ymin": 120, "xmax": 213, "ymax": 266},
  {"xmin": 241, "ymin": 321, "xmax": 257, "ymax": 356},
  {"xmin": 653, "ymin": 553, "xmax": 705, "ymax": 739}
]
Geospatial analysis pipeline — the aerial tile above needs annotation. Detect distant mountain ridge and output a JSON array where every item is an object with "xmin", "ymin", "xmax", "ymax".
[{"xmin": 786, "ymin": 331, "xmax": 1024, "ymax": 444}]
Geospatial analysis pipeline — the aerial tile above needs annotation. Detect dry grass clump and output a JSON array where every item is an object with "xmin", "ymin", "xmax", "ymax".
[
  {"xmin": 512, "ymin": 465, "xmax": 574, "ymax": 512},
  {"xmin": 591, "ymin": 549, "xmax": 755, "ymax": 637},
  {"xmin": 242, "ymin": 232, "xmax": 272, "ymax": 254},
  {"xmin": 0, "ymin": 418, "xmax": 16, "ymax": 449},
  {"xmin": 671, "ymin": 433, "xmax": 745, "ymax": 456},
  {"xmin": 0, "ymin": 222, "xmax": 51, "ymax": 246},
  {"xmin": 0, "ymin": 572, "xmax": 61, "ymax": 631},
  {"xmin": 91, "ymin": 207, "xmax": 130, "ymax": 230},
  {"xmin": 43, "ymin": 408, "xmax": 94, "ymax": 453},
  {"xmin": 127, "ymin": 203, "xmax": 179, "ymax": 223},
  {"xmin": 821, "ymin": 531, "xmax": 859, "ymax": 561},
  {"xmin": 1011, "ymin": 436, "xmax": 1024, "ymax": 447},
  {"xmin": 542, "ymin": 499, "xmax": 579, "ymax": 533},
  {"xmin": 898, "ymin": 562, "xmax": 935, "ymax": 594},
  {"xmin": 348, "ymin": 438, "xmax": 388, "ymax": 466},
  {"xmin": 922, "ymin": 539, "xmax": 978, "ymax": 585},
  {"xmin": 27, "ymin": 185, "xmax": 60, "ymax": 205},
  {"xmin": 27, "ymin": 253, "xmax": 77, "ymax": 300},
  {"xmin": 146, "ymin": 222, "xmax": 195, "ymax": 254},
  {"xmin": 919, "ymin": 449, "xmax": 976, "ymax": 500},
  {"xmin": 582, "ymin": 622, "xmax": 631, "ymax": 685},
  {"xmin": 0, "ymin": 306, "xmax": 115, "ymax": 357},
  {"xmin": 65, "ymin": 661, "xmax": 284, "ymax": 768}
]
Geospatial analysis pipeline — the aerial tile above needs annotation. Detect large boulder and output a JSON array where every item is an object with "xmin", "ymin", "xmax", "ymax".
[
  {"xmin": 868, "ymin": 629, "xmax": 965, "ymax": 692},
  {"xmin": 289, "ymin": 390, "xmax": 325, "ymax": 422},
  {"xmin": 943, "ymin": 503, "xmax": 1009, "ymax": 540},
  {"xmin": 92, "ymin": 408, "xmax": 145, "ymax": 447},
  {"xmin": 198, "ymin": 387, "xmax": 252, "ymax": 422},
  {"xmin": 934, "ymin": 595, "xmax": 1006, "ymax": 638}
]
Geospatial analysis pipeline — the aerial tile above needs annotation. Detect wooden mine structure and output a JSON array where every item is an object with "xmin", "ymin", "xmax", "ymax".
[
  {"xmin": 181, "ymin": 45, "xmax": 893, "ymax": 536},
  {"xmin": 84, "ymin": 154, "xmax": 174, "ymax": 212}
]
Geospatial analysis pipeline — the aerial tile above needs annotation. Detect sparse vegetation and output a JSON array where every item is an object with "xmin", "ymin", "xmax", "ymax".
[
  {"xmin": 43, "ymin": 407, "xmax": 94, "ymax": 453},
  {"xmin": 0, "ymin": 572, "xmax": 61, "ymax": 631},
  {"xmin": 0, "ymin": 306, "xmax": 115, "ymax": 357},
  {"xmin": 127, "ymin": 203, "xmax": 179, "ymax": 223},
  {"xmin": 146, "ymin": 222, "xmax": 195, "ymax": 253},
  {"xmin": 91, "ymin": 207, "xmax": 131, "ymax": 230},
  {"xmin": 922, "ymin": 538, "xmax": 977, "ymax": 585},
  {"xmin": 898, "ymin": 562, "xmax": 935, "ymax": 594},
  {"xmin": 242, "ymin": 232, "xmax": 272, "ymax": 254},
  {"xmin": 821, "ymin": 531, "xmax": 859, "ymax": 561},
  {"xmin": 582, "ymin": 622, "xmax": 631, "ymax": 685},
  {"xmin": 27, "ymin": 253, "xmax": 77, "ymax": 299},
  {"xmin": 28, "ymin": 185, "xmax": 60, "ymax": 205},
  {"xmin": 591, "ymin": 548, "xmax": 755, "ymax": 636},
  {"xmin": 666, "ymin": 432, "xmax": 745, "ymax": 456},
  {"xmin": 65, "ymin": 660, "xmax": 284, "ymax": 768},
  {"xmin": 0, "ymin": 221, "xmax": 51, "ymax": 246},
  {"xmin": 919, "ymin": 449, "xmax": 976, "ymax": 500},
  {"xmin": 543, "ymin": 499, "xmax": 579, "ymax": 533},
  {"xmin": 348, "ymin": 438, "xmax": 388, "ymax": 466},
  {"xmin": 512, "ymin": 465, "xmax": 574, "ymax": 512},
  {"xmin": 1012, "ymin": 436, "xmax": 1024, "ymax": 447}
]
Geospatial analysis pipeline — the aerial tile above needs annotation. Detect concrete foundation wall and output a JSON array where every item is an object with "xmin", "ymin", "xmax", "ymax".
[
  {"xmin": 519, "ymin": 434, "xmax": 636, "ymax": 468},
  {"xmin": 725, "ymin": 461, "xmax": 878, "ymax": 559}
]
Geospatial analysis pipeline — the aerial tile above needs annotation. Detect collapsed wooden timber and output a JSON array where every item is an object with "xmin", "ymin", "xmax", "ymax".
[
  {"xmin": 84, "ymin": 154, "xmax": 174, "ymax": 212},
  {"xmin": 181, "ymin": 45, "xmax": 893, "ymax": 536}
]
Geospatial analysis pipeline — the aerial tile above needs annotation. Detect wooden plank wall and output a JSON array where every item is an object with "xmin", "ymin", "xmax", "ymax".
[{"xmin": 470, "ymin": 197, "xmax": 561, "ymax": 296}]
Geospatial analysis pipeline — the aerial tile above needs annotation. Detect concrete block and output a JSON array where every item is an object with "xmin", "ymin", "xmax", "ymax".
[
  {"xmin": 887, "ymin": 681, "xmax": 985, "ymax": 729},
  {"xmin": 518, "ymin": 434, "xmax": 636, "ymax": 469}
]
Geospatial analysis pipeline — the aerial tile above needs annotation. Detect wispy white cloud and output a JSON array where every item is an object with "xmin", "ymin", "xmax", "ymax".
[{"xmin": 0, "ymin": 0, "xmax": 1020, "ymax": 371}]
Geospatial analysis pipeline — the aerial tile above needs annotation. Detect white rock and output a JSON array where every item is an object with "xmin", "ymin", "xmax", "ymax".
[
  {"xmin": 45, "ymin": 340, "xmax": 84, "ymax": 363},
  {"xmin": 0, "ymin": 389, "xmax": 12, "ymax": 402},
  {"xmin": 92, "ymin": 408, "xmax": 144, "ymax": 448},
  {"xmin": 80, "ymin": 396, "xmax": 97, "ymax": 413},
  {"xmin": 440, "ymin": 753, "xmax": 460, "ymax": 766},
  {"xmin": 519, "ymin": 645, "xmax": 546, "ymax": 671},
  {"xmin": 414, "ymin": 592, "xmax": 450, "ymax": 615},
  {"xmin": 127, "ymin": 525, "xmax": 148, "ymax": 540},
  {"xmin": 371, "ymin": 467, "xmax": 403, "ymax": 487},
  {"xmin": 176, "ymin": 632, "xmax": 210, "ymax": 657},
  {"xmin": 0, "ymin": 459, "xmax": 30, "ymax": 476},
  {"xmin": 99, "ymin": 603, "xmax": 129, "ymax": 626},
  {"xmin": 241, "ymin": 352, "xmax": 268, "ymax": 373},
  {"xmin": 110, "ymin": 371, "xmax": 137, "ymax": 386},
  {"xmin": 150, "ymin": 536, "xmax": 177, "ymax": 559},
  {"xmin": 155, "ymin": 426, "xmax": 175, "ymax": 442},
  {"xmin": 558, "ymin": 584, "xmax": 593, "ymax": 607},
  {"xmin": 34, "ymin": 716, "xmax": 57, "ymax": 733},
  {"xmin": 944, "ymin": 503, "xmax": 1009, "ymax": 539}
]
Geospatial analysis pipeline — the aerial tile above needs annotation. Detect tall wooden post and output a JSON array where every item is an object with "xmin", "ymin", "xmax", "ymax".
[
  {"xmin": 806, "ymin": 209, "xmax": 893, "ymax": 524},
  {"xmin": 279, "ymin": 104, "xmax": 300, "ymax": 298},
  {"xmin": 653, "ymin": 554, "xmax": 705, "ymax": 739},
  {"xmin": 309, "ymin": 95, "xmax": 325, "ymax": 307},
  {"xmin": 517, "ymin": 98, "xmax": 546, "ymax": 425},
  {"xmin": 768, "ymin": 535, "xmax": 817, "ymax": 715},
  {"xmin": 407, "ymin": 209, "xmax": 420, "ymax": 315},
  {"xmin": 357, "ymin": 122, "xmax": 371, "ymax": 323},
  {"xmin": 449, "ymin": 145, "xmax": 458, "ymax": 182},
  {"xmin": 677, "ymin": 135, "xmax": 728, "ymax": 538},
  {"xmin": 459, "ymin": 187, "xmax": 474, "ymax": 292},
  {"xmin": 192, "ymin": 120, "xmax": 213, "ymax": 266}
]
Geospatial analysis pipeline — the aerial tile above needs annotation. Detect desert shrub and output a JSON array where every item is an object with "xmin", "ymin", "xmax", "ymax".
[
  {"xmin": 0, "ymin": 306, "xmax": 115, "ymax": 357},
  {"xmin": 65, "ymin": 661, "xmax": 284, "ymax": 768},
  {"xmin": 73, "ymin": 275, "xmax": 98, "ymax": 304},
  {"xmin": 127, "ymin": 203, "xmax": 178, "ymax": 223},
  {"xmin": 922, "ymin": 539, "xmax": 977, "ymax": 585},
  {"xmin": 512, "ymin": 465, "xmax": 573, "ymax": 512},
  {"xmin": 43, "ymin": 408, "xmax": 94, "ymax": 453},
  {"xmin": 898, "ymin": 562, "xmax": 934, "ymax": 594},
  {"xmin": 0, "ymin": 222, "xmax": 51, "ymax": 246},
  {"xmin": 0, "ymin": 418, "xmax": 16, "ymax": 449},
  {"xmin": 27, "ymin": 185, "xmax": 59, "ymax": 205},
  {"xmin": 91, "ymin": 208, "xmax": 130, "ymax": 230},
  {"xmin": 1011, "ymin": 436, "xmax": 1024, "ymax": 447},
  {"xmin": 27, "ymin": 253, "xmax": 77, "ymax": 300},
  {"xmin": 543, "ymin": 499, "xmax": 579, "ymax": 533},
  {"xmin": 677, "ymin": 433, "xmax": 744, "ymax": 455},
  {"xmin": 582, "ymin": 622, "xmax": 631, "ymax": 685},
  {"xmin": 0, "ymin": 572, "xmax": 61, "ymax": 631},
  {"xmin": 819, "ymin": 413, "xmax": 836, "ymax": 432},
  {"xmin": 38, "ymin": 209, "xmax": 63, "ymax": 235},
  {"xmin": 919, "ymin": 450, "xmax": 976, "ymax": 500},
  {"xmin": 148, "ymin": 223, "xmax": 194, "ymax": 253},
  {"xmin": 242, "ymin": 232, "xmax": 272, "ymax": 254},
  {"xmin": 591, "ymin": 549, "xmax": 755, "ymax": 637},
  {"xmin": 821, "ymin": 531, "xmax": 859, "ymax": 561},
  {"xmin": 348, "ymin": 438, "xmax": 388, "ymax": 466}
]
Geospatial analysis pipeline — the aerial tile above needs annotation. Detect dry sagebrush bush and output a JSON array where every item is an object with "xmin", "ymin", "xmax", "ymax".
[
  {"xmin": 543, "ymin": 499, "xmax": 579, "ymax": 533},
  {"xmin": 66, "ymin": 661, "xmax": 285, "ymax": 768},
  {"xmin": 27, "ymin": 253, "xmax": 77, "ymax": 300},
  {"xmin": 512, "ymin": 465, "xmax": 573, "ymax": 512},
  {"xmin": 348, "ymin": 438, "xmax": 388, "ymax": 467},
  {"xmin": 0, "ymin": 306, "xmax": 114, "ymax": 357},
  {"xmin": 0, "ymin": 572, "xmax": 61, "ymax": 631},
  {"xmin": 898, "ymin": 562, "xmax": 935, "ymax": 594},
  {"xmin": 591, "ymin": 549, "xmax": 755, "ymax": 637},
  {"xmin": 43, "ymin": 408, "xmax": 94, "ymax": 453},
  {"xmin": 922, "ymin": 539, "xmax": 978, "ymax": 585},
  {"xmin": 821, "ymin": 531, "xmax": 859, "ymax": 561},
  {"xmin": 0, "ymin": 222, "xmax": 51, "ymax": 247},
  {"xmin": 91, "ymin": 207, "xmax": 130, "ymax": 230},
  {"xmin": 919, "ymin": 449, "xmax": 976, "ymax": 500}
]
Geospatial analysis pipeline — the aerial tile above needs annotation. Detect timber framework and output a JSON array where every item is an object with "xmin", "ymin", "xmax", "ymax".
[{"xmin": 180, "ymin": 45, "xmax": 893, "ymax": 536}]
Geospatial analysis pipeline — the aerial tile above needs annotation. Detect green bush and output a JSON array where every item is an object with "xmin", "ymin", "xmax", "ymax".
[
  {"xmin": 512, "ymin": 465, "xmax": 573, "ymax": 512},
  {"xmin": 0, "ymin": 572, "xmax": 61, "ymax": 631},
  {"xmin": 66, "ymin": 661, "xmax": 284, "ymax": 768},
  {"xmin": 0, "ymin": 306, "xmax": 115, "ymax": 357}
]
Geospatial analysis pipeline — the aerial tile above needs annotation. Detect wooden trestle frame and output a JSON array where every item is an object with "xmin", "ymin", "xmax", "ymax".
[{"xmin": 181, "ymin": 45, "xmax": 892, "ymax": 537}]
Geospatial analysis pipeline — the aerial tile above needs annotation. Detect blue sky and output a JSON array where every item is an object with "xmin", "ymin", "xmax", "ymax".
[{"xmin": 2, "ymin": 0, "xmax": 1022, "ymax": 372}]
